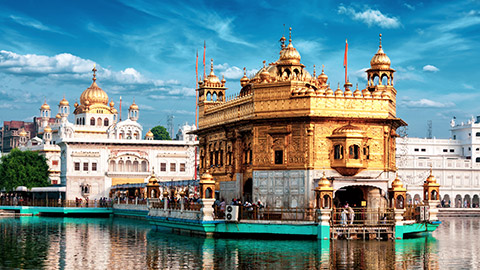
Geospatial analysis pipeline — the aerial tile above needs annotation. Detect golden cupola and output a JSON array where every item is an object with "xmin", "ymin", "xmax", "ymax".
[
  {"xmin": 40, "ymin": 101, "xmax": 50, "ymax": 110},
  {"xmin": 240, "ymin": 67, "xmax": 249, "ymax": 87},
  {"xmin": 59, "ymin": 97, "xmax": 69, "ymax": 106},
  {"xmin": 129, "ymin": 100, "xmax": 139, "ymax": 110},
  {"xmin": 278, "ymin": 28, "xmax": 301, "ymax": 65},
  {"xmin": 370, "ymin": 34, "xmax": 391, "ymax": 69},
  {"xmin": 74, "ymin": 65, "xmax": 116, "ymax": 115},
  {"xmin": 80, "ymin": 66, "xmax": 109, "ymax": 107}
]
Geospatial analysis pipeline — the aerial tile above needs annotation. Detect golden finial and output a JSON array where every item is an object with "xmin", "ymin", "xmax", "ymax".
[
  {"xmin": 379, "ymin": 33, "xmax": 382, "ymax": 48},
  {"xmin": 280, "ymin": 24, "xmax": 286, "ymax": 48},
  {"xmin": 356, "ymin": 83, "xmax": 359, "ymax": 90},
  {"xmin": 313, "ymin": 65, "xmax": 316, "ymax": 77},
  {"xmin": 210, "ymin": 58, "xmax": 214, "ymax": 73},
  {"xmin": 92, "ymin": 64, "xmax": 97, "ymax": 82},
  {"xmin": 243, "ymin": 67, "xmax": 246, "ymax": 75},
  {"xmin": 263, "ymin": 60, "xmax": 266, "ymax": 68},
  {"xmin": 322, "ymin": 64, "xmax": 325, "ymax": 73},
  {"xmin": 289, "ymin": 27, "xmax": 292, "ymax": 44}
]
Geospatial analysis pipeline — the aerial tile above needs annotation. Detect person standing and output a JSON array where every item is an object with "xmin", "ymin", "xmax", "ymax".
[{"xmin": 346, "ymin": 203, "xmax": 355, "ymax": 225}]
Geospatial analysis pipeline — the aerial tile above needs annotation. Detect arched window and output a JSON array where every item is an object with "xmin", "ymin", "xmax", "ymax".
[
  {"xmin": 90, "ymin": 117, "xmax": 95, "ymax": 126},
  {"xmin": 104, "ymin": 118, "xmax": 109, "ymax": 126},
  {"xmin": 109, "ymin": 160, "xmax": 116, "ymax": 171},
  {"xmin": 323, "ymin": 195, "xmax": 331, "ymax": 209},
  {"xmin": 141, "ymin": 161, "xmax": 147, "ymax": 172},
  {"xmin": 334, "ymin": 145, "xmax": 344, "ymax": 160},
  {"xmin": 133, "ymin": 161, "xmax": 139, "ymax": 172},
  {"xmin": 118, "ymin": 160, "xmax": 125, "ymax": 172},
  {"xmin": 97, "ymin": 117, "xmax": 102, "ymax": 126},
  {"xmin": 396, "ymin": 195, "xmax": 404, "ymax": 209},
  {"xmin": 206, "ymin": 92, "xmax": 211, "ymax": 101},
  {"xmin": 349, "ymin": 145, "xmax": 360, "ymax": 159},
  {"xmin": 205, "ymin": 187, "xmax": 213, "ymax": 199},
  {"xmin": 431, "ymin": 190, "xmax": 438, "ymax": 200},
  {"xmin": 213, "ymin": 92, "xmax": 217, "ymax": 101},
  {"xmin": 126, "ymin": 160, "xmax": 132, "ymax": 172}
]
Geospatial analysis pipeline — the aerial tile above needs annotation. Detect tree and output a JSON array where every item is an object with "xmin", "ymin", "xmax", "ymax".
[
  {"xmin": 0, "ymin": 149, "xmax": 50, "ymax": 191},
  {"xmin": 150, "ymin": 125, "xmax": 171, "ymax": 140}
]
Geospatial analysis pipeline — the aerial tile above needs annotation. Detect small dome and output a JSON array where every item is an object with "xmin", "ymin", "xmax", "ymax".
[
  {"xmin": 146, "ymin": 130, "xmax": 153, "ymax": 138},
  {"xmin": 334, "ymin": 84, "xmax": 343, "ymax": 96},
  {"xmin": 200, "ymin": 171, "xmax": 214, "ymax": 183},
  {"xmin": 240, "ymin": 67, "xmax": 249, "ymax": 87},
  {"xmin": 112, "ymin": 107, "xmax": 118, "ymax": 114},
  {"xmin": 129, "ymin": 100, "xmax": 139, "ymax": 110},
  {"xmin": 74, "ymin": 101, "xmax": 79, "ymax": 108},
  {"xmin": 318, "ymin": 174, "xmax": 332, "ymax": 188},
  {"xmin": 260, "ymin": 62, "xmax": 271, "ymax": 81},
  {"xmin": 278, "ymin": 28, "xmax": 301, "ymax": 65},
  {"xmin": 325, "ymin": 86, "xmax": 334, "ymax": 96},
  {"xmin": 353, "ymin": 85, "xmax": 362, "ymax": 97},
  {"xmin": 44, "ymin": 125, "xmax": 52, "ymax": 133},
  {"xmin": 40, "ymin": 101, "xmax": 50, "ymax": 110},
  {"xmin": 317, "ymin": 66, "xmax": 328, "ymax": 83},
  {"xmin": 59, "ymin": 97, "xmax": 69, "ymax": 106},
  {"xmin": 206, "ymin": 59, "xmax": 220, "ymax": 84},
  {"xmin": 55, "ymin": 113, "xmax": 61, "ymax": 119},
  {"xmin": 221, "ymin": 76, "xmax": 226, "ymax": 84},
  {"xmin": 19, "ymin": 129, "xmax": 27, "ymax": 137},
  {"xmin": 109, "ymin": 100, "xmax": 115, "ymax": 107},
  {"xmin": 426, "ymin": 171, "xmax": 437, "ymax": 184},
  {"xmin": 370, "ymin": 34, "xmax": 391, "ymax": 69}
]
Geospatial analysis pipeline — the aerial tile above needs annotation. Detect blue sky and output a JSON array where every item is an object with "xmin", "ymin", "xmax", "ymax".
[{"xmin": 0, "ymin": 0, "xmax": 479, "ymax": 138}]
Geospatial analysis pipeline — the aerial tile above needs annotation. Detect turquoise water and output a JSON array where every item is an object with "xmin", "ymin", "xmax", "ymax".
[{"xmin": 0, "ymin": 216, "xmax": 478, "ymax": 269}]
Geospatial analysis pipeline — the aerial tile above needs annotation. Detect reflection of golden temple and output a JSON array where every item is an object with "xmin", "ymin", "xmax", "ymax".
[{"xmin": 196, "ymin": 28, "xmax": 405, "ymax": 209}]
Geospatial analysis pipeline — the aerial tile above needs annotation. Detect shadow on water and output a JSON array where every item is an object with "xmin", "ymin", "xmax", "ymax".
[{"xmin": 0, "ymin": 216, "xmax": 476, "ymax": 269}]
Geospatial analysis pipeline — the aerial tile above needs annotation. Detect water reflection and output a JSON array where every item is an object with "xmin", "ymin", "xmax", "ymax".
[{"xmin": 0, "ymin": 217, "xmax": 478, "ymax": 269}]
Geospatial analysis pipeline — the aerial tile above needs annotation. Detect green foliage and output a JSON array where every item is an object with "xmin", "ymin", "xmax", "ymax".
[
  {"xmin": 0, "ymin": 149, "xmax": 50, "ymax": 191},
  {"xmin": 150, "ymin": 125, "xmax": 171, "ymax": 140}
]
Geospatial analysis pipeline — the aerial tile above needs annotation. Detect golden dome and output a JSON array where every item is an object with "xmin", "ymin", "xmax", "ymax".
[
  {"xmin": 334, "ymin": 83, "xmax": 343, "ymax": 96},
  {"xmin": 362, "ymin": 88, "xmax": 371, "ymax": 97},
  {"xmin": 59, "ymin": 97, "xmax": 69, "ymax": 106},
  {"xmin": 111, "ymin": 107, "xmax": 118, "ymax": 114},
  {"xmin": 79, "ymin": 66, "xmax": 109, "ymax": 107},
  {"xmin": 325, "ymin": 85, "xmax": 334, "ymax": 96},
  {"xmin": 206, "ymin": 59, "xmax": 220, "ymax": 84},
  {"xmin": 44, "ymin": 125, "xmax": 52, "ymax": 133},
  {"xmin": 260, "ymin": 61, "xmax": 271, "ymax": 81},
  {"xmin": 55, "ymin": 113, "xmax": 61, "ymax": 119},
  {"xmin": 129, "ymin": 100, "xmax": 139, "ymax": 110},
  {"xmin": 278, "ymin": 28, "xmax": 301, "ymax": 65},
  {"xmin": 370, "ymin": 34, "xmax": 391, "ymax": 69},
  {"xmin": 19, "ymin": 129, "xmax": 27, "ymax": 137},
  {"xmin": 317, "ymin": 66, "xmax": 328, "ymax": 83},
  {"xmin": 390, "ymin": 174, "xmax": 407, "ymax": 192},
  {"xmin": 146, "ymin": 130, "xmax": 153, "ymax": 138},
  {"xmin": 316, "ymin": 172, "xmax": 334, "ymax": 191},
  {"xmin": 353, "ymin": 84, "xmax": 362, "ymax": 97},
  {"xmin": 109, "ymin": 100, "xmax": 115, "ymax": 107},
  {"xmin": 74, "ymin": 101, "xmax": 79, "ymax": 108},
  {"xmin": 200, "ymin": 171, "xmax": 214, "ymax": 184},
  {"xmin": 426, "ymin": 169, "xmax": 437, "ymax": 184},
  {"xmin": 240, "ymin": 67, "xmax": 249, "ymax": 87},
  {"xmin": 147, "ymin": 170, "xmax": 159, "ymax": 187},
  {"xmin": 40, "ymin": 101, "xmax": 50, "ymax": 110}
]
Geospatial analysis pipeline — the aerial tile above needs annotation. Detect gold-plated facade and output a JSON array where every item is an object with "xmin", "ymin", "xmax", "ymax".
[{"xmin": 196, "ymin": 30, "xmax": 405, "ymax": 205}]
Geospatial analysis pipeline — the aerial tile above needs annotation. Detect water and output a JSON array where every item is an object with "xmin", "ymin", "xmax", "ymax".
[{"xmin": 0, "ymin": 216, "xmax": 478, "ymax": 269}]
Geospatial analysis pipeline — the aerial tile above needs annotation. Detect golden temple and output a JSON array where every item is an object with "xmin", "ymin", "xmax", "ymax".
[{"xmin": 196, "ymin": 29, "xmax": 406, "ymax": 209}]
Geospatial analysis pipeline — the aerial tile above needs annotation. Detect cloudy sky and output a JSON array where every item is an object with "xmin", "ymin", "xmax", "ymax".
[{"xmin": 0, "ymin": 0, "xmax": 479, "ymax": 138}]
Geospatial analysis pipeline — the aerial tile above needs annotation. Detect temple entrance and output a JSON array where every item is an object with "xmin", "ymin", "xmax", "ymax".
[
  {"xmin": 243, "ymin": 178, "xmax": 253, "ymax": 203},
  {"xmin": 334, "ymin": 186, "xmax": 364, "ymax": 208}
]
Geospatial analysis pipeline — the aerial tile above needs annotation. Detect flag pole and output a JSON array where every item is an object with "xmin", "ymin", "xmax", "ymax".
[
  {"xmin": 344, "ymin": 39, "xmax": 348, "ymax": 84},
  {"xmin": 194, "ymin": 50, "xmax": 198, "ymax": 180}
]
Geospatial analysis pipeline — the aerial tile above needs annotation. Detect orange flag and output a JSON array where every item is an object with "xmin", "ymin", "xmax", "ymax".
[{"xmin": 344, "ymin": 39, "xmax": 348, "ymax": 83}]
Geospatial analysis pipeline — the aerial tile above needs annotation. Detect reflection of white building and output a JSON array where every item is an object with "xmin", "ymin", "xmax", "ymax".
[
  {"xmin": 396, "ymin": 116, "xmax": 480, "ymax": 208},
  {"xmin": 19, "ymin": 67, "xmax": 198, "ymax": 200}
]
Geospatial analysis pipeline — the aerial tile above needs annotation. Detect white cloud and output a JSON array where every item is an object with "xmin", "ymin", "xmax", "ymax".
[
  {"xmin": 462, "ymin": 83, "xmax": 474, "ymax": 89},
  {"xmin": 295, "ymin": 39, "xmax": 323, "ymax": 54},
  {"xmin": 9, "ymin": 15, "xmax": 67, "ymax": 35},
  {"xmin": 214, "ymin": 63, "xmax": 257, "ymax": 80},
  {"xmin": 338, "ymin": 5, "xmax": 401, "ymax": 28},
  {"xmin": 423, "ymin": 65, "xmax": 439, "ymax": 72},
  {"xmin": 400, "ymin": 98, "xmax": 454, "ymax": 108},
  {"xmin": 404, "ymin": 3, "xmax": 415, "ymax": 11}
]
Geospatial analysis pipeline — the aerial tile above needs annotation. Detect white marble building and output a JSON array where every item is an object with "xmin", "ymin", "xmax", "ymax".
[
  {"xmin": 396, "ymin": 116, "xmax": 480, "ymax": 207},
  {"xmin": 19, "ymin": 67, "xmax": 198, "ymax": 200}
]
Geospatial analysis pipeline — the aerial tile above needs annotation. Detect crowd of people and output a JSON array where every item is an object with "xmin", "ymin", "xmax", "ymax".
[{"xmin": 214, "ymin": 198, "xmax": 264, "ymax": 219}]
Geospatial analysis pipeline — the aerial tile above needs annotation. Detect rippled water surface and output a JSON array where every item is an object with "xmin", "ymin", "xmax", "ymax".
[{"xmin": 0, "ymin": 216, "xmax": 479, "ymax": 269}]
